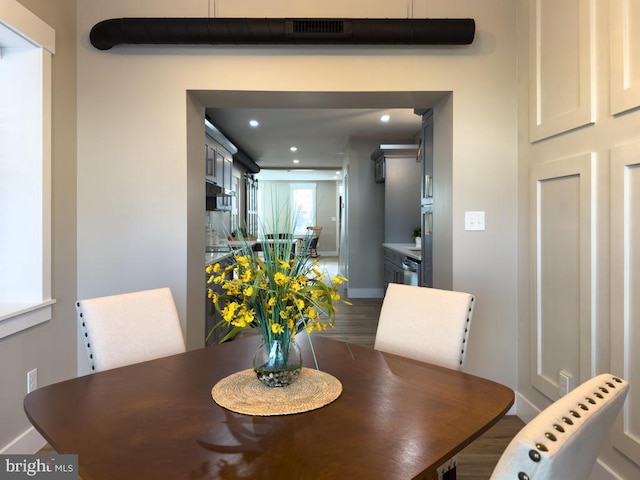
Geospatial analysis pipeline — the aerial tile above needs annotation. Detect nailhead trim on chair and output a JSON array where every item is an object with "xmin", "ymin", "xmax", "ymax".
[
  {"xmin": 458, "ymin": 296, "xmax": 475, "ymax": 367},
  {"xmin": 516, "ymin": 374, "xmax": 624, "ymax": 480},
  {"xmin": 440, "ymin": 294, "xmax": 475, "ymax": 479},
  {"xmin": 77, "ymin": 302, "xmax": 96, "ymax": 371}
]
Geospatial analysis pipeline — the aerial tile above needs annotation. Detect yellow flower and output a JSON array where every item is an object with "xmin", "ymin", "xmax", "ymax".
[
  {"xmin": 206, "ymin": 238, "xmax": 350, "ymax": 345},
  {"xmin": 274, "ymin": 272, "xmax": 289, "ymax": 286},
  {"xmin": 278, "ymin": 258, "xmax": 291, "ymax": 269},
  {"xmin": 240, "ymin": 270, "xmax": 253, "ymax": 283},
  {"xmin": 222, "ymin": 302, "xmax": 239, "ymax": 322}
]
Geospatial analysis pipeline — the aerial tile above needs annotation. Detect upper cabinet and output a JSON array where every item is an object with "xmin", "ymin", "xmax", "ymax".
[
  {"xmin": 205, "ymin": 119, "xmax": 237, "ymax": 211},
  {"xmin": 205, "ymin": 137, "xmax": 234, "ymax": 194}
]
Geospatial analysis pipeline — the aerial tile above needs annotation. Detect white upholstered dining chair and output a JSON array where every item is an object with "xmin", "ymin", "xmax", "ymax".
[
  {"xmin": 490, "ymin": 373, "xmax": 628, "ymax": 480},
  {"xmin": 76, "ymin": 287, "xmax": 186, "ymax": 372},
  {"xmin": 374, "ymin": 282, "xmax": 475, "ymax": 479},
  {"xmin": 374, "ymin": 283, "xmax": 475, "ymax": 369}
]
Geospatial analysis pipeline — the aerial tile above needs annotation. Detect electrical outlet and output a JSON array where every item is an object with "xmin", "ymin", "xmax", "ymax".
[
  {"xmin": 27, "ymin": 368, "xmax": 38, "ymax": 393},
  {"xmin": 559, "ymin": 370, "xmax": 573, "ymax": 397}
]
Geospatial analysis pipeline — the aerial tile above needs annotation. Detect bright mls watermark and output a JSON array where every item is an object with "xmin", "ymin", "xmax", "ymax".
[{"xmin": 0, "ymin": 455, "xmax": 77, "ymax": 479}]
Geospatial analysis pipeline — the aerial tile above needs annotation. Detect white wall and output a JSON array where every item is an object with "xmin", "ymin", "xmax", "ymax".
[
  {"xmin": 76, "ymin": 0, "xmax": 518, "ymax": 387},
  {"xmin": 517, "ymin": 1, "xmax": 640, "ymax": 478}
]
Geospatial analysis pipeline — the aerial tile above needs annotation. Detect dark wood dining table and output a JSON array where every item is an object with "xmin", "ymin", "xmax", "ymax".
[{"xmin": 24, "ymin": 335, "xmax": 513, "ymax": 480}]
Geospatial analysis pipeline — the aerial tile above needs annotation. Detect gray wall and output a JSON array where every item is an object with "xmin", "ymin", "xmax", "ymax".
[
  {"xmin": 1, "ymin": 0, "xmax": 77, "ymax": 452},
  {"xmin": 345, "ymin": 139, "xmax": 386, "ymax": 297}
]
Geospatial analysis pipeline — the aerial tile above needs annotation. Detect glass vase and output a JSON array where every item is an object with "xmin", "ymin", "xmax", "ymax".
[{"xmin": 253, "ymin": 338, "xmax": 302, "ymax": 387}]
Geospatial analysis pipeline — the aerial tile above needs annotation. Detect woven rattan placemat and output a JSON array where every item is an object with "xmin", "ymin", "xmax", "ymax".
[{"xmin": 211, "ymin": 367, "xmax": 342, "ymax": 416}]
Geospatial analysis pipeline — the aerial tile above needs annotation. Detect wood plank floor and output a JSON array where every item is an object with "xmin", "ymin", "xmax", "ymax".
[{"xmin": 39, "ymin": 258, "xmax": 524, "ymax": 477}]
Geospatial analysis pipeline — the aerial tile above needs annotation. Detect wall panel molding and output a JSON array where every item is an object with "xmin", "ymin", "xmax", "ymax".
[
  {"xmin": 530, "ymin": 0, "xmax": 595, "ymax": 141},
  {"xmin": 610, "ymin": 141, "xmax": 640, "ymax": 465},
  {"xmin": 530, "ymin": 153, "xmax": 596, "ymax": 400},
  {"xmin": 610, "ymin": 0, "xmax": 640, "ymax": 115}
]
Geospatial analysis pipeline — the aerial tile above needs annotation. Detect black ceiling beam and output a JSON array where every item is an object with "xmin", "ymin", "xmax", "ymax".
[{"xmin": 90, "ymin": 18, "xmax": 475, "ymax": 51}]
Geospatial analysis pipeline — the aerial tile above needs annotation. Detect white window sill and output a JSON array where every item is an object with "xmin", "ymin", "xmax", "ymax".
[{"xmin": 0, "ymin": 300, "xmax": 56, "ymax": 340}]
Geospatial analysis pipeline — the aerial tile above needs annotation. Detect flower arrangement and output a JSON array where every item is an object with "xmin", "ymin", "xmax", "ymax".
[{"xmin": 206, "ymin": 226, "xmax": 349, "ymax": 384}]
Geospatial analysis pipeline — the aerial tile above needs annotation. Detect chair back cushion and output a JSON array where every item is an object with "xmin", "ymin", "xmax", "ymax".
[
  {"xmin": 77, "ymin": 287, "xmax": 186, "ymax": 372},
  {"xmin": 374, "ymin": 283, "xmax": 474, "ymax": 370},
  {"xmin": 490, "ymin": 373, "xmax": 629, "ymax": 480}
]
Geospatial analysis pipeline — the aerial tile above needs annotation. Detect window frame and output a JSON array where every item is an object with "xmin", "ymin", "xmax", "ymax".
[
  {"xmin": 289, "ymin": 183, "xmax": 317, "ymax": 236},
  {"xmin": 0, "ymin": 1, "xmax": 56, "ymax": 339}
]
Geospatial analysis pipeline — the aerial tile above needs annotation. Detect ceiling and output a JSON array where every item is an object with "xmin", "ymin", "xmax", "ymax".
[{"xmin": 198, "ymin": 92, "xmax": 443, "ymax": 181}]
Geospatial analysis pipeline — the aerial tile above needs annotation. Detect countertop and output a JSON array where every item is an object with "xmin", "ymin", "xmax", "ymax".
[
  {"xmin": 205, "ymin": 250, "xmax": 235, "ymax": 266},
  {"xmin": 205, "ymin": 240, "xmax": 258, "ymax": 266},
  {"xmin": 383, "ymin": 243, "xmax": 422, "ymax": 262}
]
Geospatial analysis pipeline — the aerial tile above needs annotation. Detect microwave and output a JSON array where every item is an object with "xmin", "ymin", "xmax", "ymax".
[{"xmin": 206, "ymin": 180, "xmax": 230, "ymax": 211}]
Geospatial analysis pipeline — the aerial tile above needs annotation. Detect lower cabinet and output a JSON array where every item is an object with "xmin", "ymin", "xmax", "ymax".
[{"xmin": 383, "ymin": 248, "xmax": 405, "ymax": 290}]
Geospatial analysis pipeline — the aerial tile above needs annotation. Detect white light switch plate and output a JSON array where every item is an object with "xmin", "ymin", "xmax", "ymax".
[{"xmin": 465, "ymin": 211, "xmax": 485, "ymax": 231}]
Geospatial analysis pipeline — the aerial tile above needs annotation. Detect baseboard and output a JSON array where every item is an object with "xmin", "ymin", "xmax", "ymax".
[
  {"xmin": 514, "ymin": 391, "xmax": 539, "ymax": 423},
  {"xmin": 589, "ymin": 460, "xmax": 621, "ymax": 480},
  {"xmin": 0, "ymin": 426, "xmax": 46, "ymax": 454},
  {"xmin": 316, "ymin": 251, "xmax": 338, "ymax": 257},
  {"xmin": 346, "ymin": 288, "xmax": 384, "ymax": 298}
]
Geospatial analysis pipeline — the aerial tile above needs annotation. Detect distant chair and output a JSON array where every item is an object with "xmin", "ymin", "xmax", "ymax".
[
  {"xmin": 490, "ymin": 373, "xmax": 628, "ymax": 480},
  {"xmin": 306, "ymin": 226, "xmax": 322, "ymax": 258},
  {"xmin": 76, "ymin": 287, "xmax": 186, "ymax": 372},
  {"xmin": 374, "ymin": 282, "xmax": 475, "ymax": 479}
]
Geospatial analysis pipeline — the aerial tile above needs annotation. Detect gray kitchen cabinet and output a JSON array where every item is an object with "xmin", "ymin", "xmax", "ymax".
[
  {"xmin": 383, "ymin": 247, "xmax": 405, "ymax": 289},
  {"xmin": 205, "ymin": 133, "xmax": 235, "ymax": 210}
]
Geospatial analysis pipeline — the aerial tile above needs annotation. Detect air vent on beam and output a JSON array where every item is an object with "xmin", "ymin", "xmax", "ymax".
[
  {"xmin": 89, "ymin": 18, "xmax": 475, "ymax": 50},
  {"xmin": 287, "ymin": 20, "xmax": 350, "ymax": 37}
]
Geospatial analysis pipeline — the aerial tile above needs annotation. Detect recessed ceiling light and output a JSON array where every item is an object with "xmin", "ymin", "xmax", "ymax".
[
  {"xmin": 293, "ymin": 159, "xmax": 300, "ymax": 164},
  {"xmin": 380, "ymin": 114, "xmax": 390, "ymax": 122},
  {"xmin": 290, "ymin": 146, "xmax": 298, "ymax": 152},
  {"xmin": 249, "ymin": 119, "xmax": 259, "ymax": 127},
  {"xmin": 335, "ymin": 171, "xmax": 340, "ymax": 175}
]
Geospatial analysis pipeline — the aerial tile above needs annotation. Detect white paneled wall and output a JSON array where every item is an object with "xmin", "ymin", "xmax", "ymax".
[
  {"xmin": 523, "ymin": 0, "xmax": 640, "ymax": 477},
  {"xmin": 529, "ymin": 0, "xmax": 595, "ymax": 141},
  {"xmin": 530, "ymin": 154, "xmax": 595, "ymax": 400},
  {"xmin": 610, "ymin": 0, "xmax": 640, "ymax": 115},
  {"xmin": 611, "ymin": 141, "xmax": 640, "ymax": 467}
]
